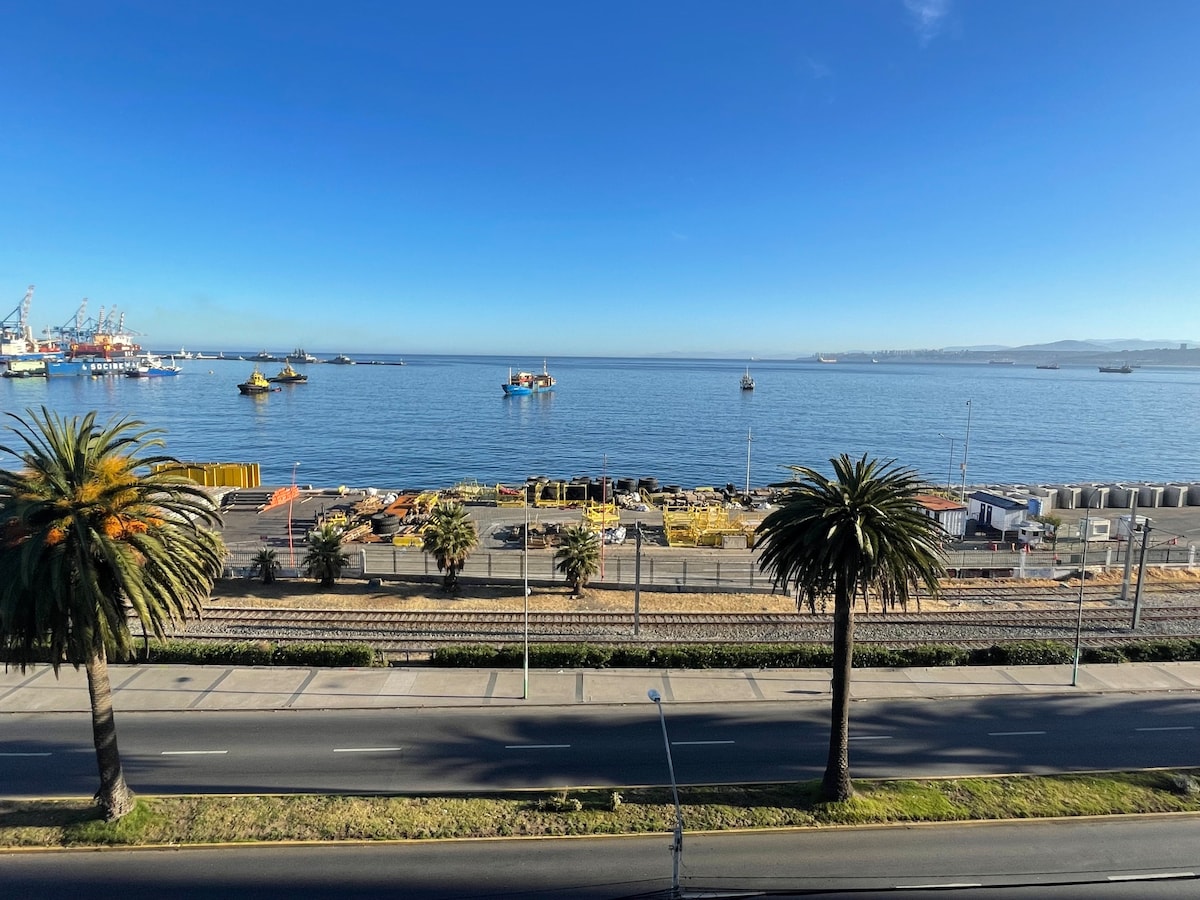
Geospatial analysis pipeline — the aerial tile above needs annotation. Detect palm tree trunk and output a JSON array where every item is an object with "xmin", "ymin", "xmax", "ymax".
[
  {"xmin": 84, "ymin": 643, "xmax": 136, "ymax": 820},
  {"xmin": 820, "ymin": 583, "xmax": 855, "ymax": 802}
]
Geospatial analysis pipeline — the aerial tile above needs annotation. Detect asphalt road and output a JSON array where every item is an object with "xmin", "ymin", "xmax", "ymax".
[
  {"xmin": 5, "ymin": 693, "xmax": 1200, "ymax": 797},
  {"xmin": 3, "ymin": 817, "xmax": 1199, "ymax": 899}
]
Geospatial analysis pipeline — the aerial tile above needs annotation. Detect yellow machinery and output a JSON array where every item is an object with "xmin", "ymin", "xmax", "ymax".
[
  {"xmin": 495, "ymin": 484, "xmax": 526, "ymax": 507},
  {"xmin": 583, "ymin": 501, "xmax": 620, "ymax": 529},
  {"xmin": 662, "ymin": 505, "xmax": 753, "ymax": 547}
]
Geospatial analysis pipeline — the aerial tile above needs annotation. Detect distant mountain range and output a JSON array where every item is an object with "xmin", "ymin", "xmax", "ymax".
[{"xmin": 944, "ymin": 338, "xmax": 1196, "ymax": 352}]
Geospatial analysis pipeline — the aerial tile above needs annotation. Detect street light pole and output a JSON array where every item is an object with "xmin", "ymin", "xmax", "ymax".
[
  {"xmin": 647, "ymin": 689, "xmax": 683, "ymax": 899},
  {"xmin": 745, "ymin": 427, "xmax": 753, "ymax": 500},
  {"xmin": 938, "ymin": 433, "xmax": 955, "ymax": 494},
  {"xmin": 959, "ymin": 400, "xmax": 972, "ymax": 503},
  {"xmin": 288, "ymin": 461, "xmax": 300, "ymax": 569},
  {"xmin": 634, "ymin": 521, "xmax": 643, "ymax": 636},
  {"xmin": 523, "ymin": 491, "xmax": 530, "ymax": 700},
  {"xmin": 1072, "ymin": 501, "xmax": 1095, "ymax": 686}
]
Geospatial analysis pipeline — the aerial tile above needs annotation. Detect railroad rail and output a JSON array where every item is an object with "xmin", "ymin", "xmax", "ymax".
[{"xmin": 178, "ymin": 597, "xmax": 1200, "ymax": 661}]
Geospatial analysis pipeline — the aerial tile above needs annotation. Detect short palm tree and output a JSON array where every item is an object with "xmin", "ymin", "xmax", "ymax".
[
  {"xmin": 301, "ymin": 524, "xmax": 349, "ymax": 587},
  {"xmin": 756, "ymin": 454, "xmax": 945, "ymax": 802},
  {"xmin": 0, "ymin": 408, "xmax": 225, "ymax": 820},
  {"xmin": 555, "ymin": 525, "xmax": 600, "ymax": 595},
  {"xmin": 250, "ymin": 546, "xmax": 280, "ymax": 584},
  {"xmin": 421, "ymin": 502, "xmax": 478, "ymax": 591}
]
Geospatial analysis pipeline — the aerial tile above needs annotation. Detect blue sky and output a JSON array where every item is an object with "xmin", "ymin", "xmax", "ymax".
[{"xmin": 2, "ymin": 1, "xmax": 1198, "ymax": 357}]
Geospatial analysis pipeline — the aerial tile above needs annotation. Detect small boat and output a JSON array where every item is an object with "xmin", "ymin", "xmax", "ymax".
[
  {"xmin": 1036, "ymin": 363, "xmax": 1060, "ymax": 370},
  {"xmin": 287, "ymin": 348, "xmax": 319, "ymax": 364},
  {"xmin": 237, "ymin": 366, "xmax": 273, "ymax": 394},
  {"xmin": 328, "ymin": 354, "xmax": 357, "ymax": 365},
  {"xmin": 125, "ymin": 354, "xmax": 181, "ymax": 377},
  {"xmin": 502, "ymin": 360, "xmax": 555, "ymax": 395},
  {"xmin": 268, "ymin": 362, "xmax": 308, "ymax": 384},
  {"xmin": 740, "ymin": 367, "xmax": 755, "ymax": 390},
  {"xmin": 1099, "ymin": 364, "xmax": 1134, "ymax": 374}
]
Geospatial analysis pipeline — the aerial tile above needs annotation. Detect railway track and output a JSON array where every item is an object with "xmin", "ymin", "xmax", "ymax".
[{"xmin": 180, "ymin": 596, "xmax": 1200, "ymax": 658}]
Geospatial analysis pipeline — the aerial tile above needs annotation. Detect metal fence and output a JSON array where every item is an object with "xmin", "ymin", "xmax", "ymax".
[{"xmin": 222, "ymin": 542, "xmax": 1197, "ymax": 591}]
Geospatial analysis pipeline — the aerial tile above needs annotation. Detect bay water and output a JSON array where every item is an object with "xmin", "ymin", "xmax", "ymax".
[{"xmin": 2, "ymin": 355, "xmax": 1197, "ymax": 491}]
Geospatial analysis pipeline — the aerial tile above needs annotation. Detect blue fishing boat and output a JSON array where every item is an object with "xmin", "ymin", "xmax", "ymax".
[{"xmin": 502, "ymin": 361, "xmax": 555, "ymax": 395}]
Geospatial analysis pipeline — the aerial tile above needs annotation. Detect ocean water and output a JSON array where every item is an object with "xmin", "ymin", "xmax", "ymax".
[{"xmin": 2, "ymin": 355, "xmax": 1198, "ymax": 490}]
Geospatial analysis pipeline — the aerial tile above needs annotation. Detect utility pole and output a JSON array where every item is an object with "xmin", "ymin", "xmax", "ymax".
[
  {"xmin": 1132, "ymin": 523, "xmax": 1153, "ymax": 630},
  {"xmin": 1120, "ymin": 496, "xmax": 1139, "ymax": 602}
]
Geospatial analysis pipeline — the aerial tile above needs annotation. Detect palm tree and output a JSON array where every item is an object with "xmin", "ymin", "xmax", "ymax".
[
  {"xmin": 0, "ymin": 408, "xmax": 225, "ymax": 820},
  {"xmin": 555, "ymin": 525, "xmax": 600, "ymax": 595},
  {"xmin": 301, "ymin": 524, "xmax": 349, "ymax": 587},
  {"xmin": 250, "ymin": 546, "xmax": 280, "ymax": 584},
  {"xmin": 756, "ymin": 454, "xmax": 945, "ymax": 802},
  {"xmin": 421, "ymin": 502, "xmax": 478, "ymax": 591}
]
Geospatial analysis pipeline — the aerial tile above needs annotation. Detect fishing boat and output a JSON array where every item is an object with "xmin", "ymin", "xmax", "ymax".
[
  {"xmin": 502, "ymin": 361, "xmax": 555, "ymax": 395},
  {"xmin": 1099, "ymin": 364, "xmax": 1134, "ymax": 374},
  {"xmin": 237, "ymin": 366, "xmax": 273, "ymax": 394},
  {"xmin": 268, "ymin": 362, "xmax": 308, "ymax": 384},
  {"xmin": 125, "ymin": 354, "xmax": 181, "ymax": 377},
  {"xmin": 740, "ymin": 367, "xmax": 755, "ymax": 390},
  {"xmin": 328, "ymin": 354, "xmax": 357, "ymax": 365}
]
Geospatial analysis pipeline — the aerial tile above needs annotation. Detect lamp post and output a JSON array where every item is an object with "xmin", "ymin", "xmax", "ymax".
[
  {"xmin": 938, "ymin": 433, "xmax": 955, "ymax": 494},
  {"xmin": 744, "ymin": 427, "xmax": 753, "ymax": 500},
  {"xmin": 647, "ymin": 689, "xmax": 683, "ymax": 898},
  {"xmin": 1072, "ymin": 500, "xmax": 1095, "ymax": 687},
  {"xmin": 959, "ymin": 400, "xmax": 972, "ymax": 503},
  {"xmin": 288, "ymin": 461, "xmax": 300, "ymax": 568},
  {"xmin": 523, "ymin": 490, "xmax": 530, "ymax": 700},
  {"xmin": 634, "ymin": 521, "xmax": 643, "ymax": 636}
]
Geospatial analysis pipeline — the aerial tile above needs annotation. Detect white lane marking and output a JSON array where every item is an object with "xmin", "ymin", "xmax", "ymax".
[
  {"xmin": 505, "ymin": 744, "xmax": 570, "ymax": 750},
  {"xmin": 333, "ymin": 747, "xmax": 404, "ymax": 753},
  {"xmin": 0, "ymin": 752, "xmax": 52, "ymax": 757},
  {"xmin": 1108, "ymin": 872, "xmax": 1195, "ymax": 881},
  {"xmin": 848, "ymin": 735, "xmax": 893, "ymax": 741},
  {"xmin": 1135, "ymin": 726, "xmax": 1195, "ymax": 732},
  {"xmin": 671, "ymin": 740, "xmax": 735, "ymax": 746},
  {"xmin": 160, "ymin": 750, "xmax": 228, "ymax": 756},
  {"xmin": 896, "ymin": 883, "xmax": 983, "ymax": 889},
  {"xmin": 989, "ymin": 730, "xmax": 1047, "ymax": 736}
]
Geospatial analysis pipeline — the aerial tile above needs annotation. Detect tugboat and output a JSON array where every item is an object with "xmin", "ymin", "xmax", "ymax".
[
  {"xmin": 237, "ymin": 366, "xmax": 273, "ymax": 394},
  {"xmin": 268, "ymin": 362, "xmax": 308, "ymax": 384},
  {"xmin": 502, "ymin": 360, "xmax": 556, "ymax": 395},
  {"xmin": 740, "ymin": 367, "xmax": 755, "ymax": 390}
]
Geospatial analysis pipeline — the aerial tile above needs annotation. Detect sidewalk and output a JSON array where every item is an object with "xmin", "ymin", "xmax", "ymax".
[{"xmin": 4, "ymin": 661, "xmax": 1200, "ymax": 713}]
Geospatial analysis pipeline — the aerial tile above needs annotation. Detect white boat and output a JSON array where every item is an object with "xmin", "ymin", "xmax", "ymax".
[{"xmin": 126, "ymin": 354, "xmax": 182, "ymax": 377}]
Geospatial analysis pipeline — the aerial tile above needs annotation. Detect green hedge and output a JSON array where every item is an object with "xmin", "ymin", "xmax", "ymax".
[
  {"xmin": 430, "ymin": 639, "xmax": 1200, "ymax": 669},
  {"xmin": 115, "ymin": 640, "xmax": 378, "ymax": 667}
]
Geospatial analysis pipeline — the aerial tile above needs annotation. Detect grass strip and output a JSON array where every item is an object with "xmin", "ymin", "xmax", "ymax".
[{"xmin": 4, "ymin": 770, "xmax": 1200, "ymax": 848}]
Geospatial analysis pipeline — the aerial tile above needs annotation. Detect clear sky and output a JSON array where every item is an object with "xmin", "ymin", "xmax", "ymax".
[{"xmin": 2, "ymin": 1, "xmax": 1198, "ymax": 357}]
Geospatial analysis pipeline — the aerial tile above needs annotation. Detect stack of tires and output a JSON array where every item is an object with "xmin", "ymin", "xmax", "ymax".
[{"xmin": 371, "ymin": 513, "xmax": 400, "ymax": 537}]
